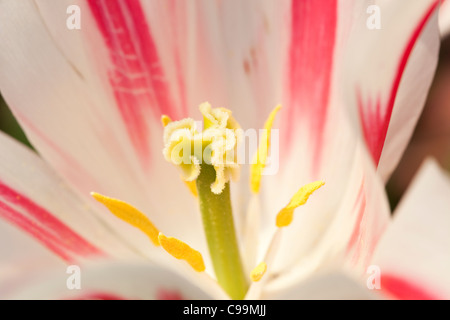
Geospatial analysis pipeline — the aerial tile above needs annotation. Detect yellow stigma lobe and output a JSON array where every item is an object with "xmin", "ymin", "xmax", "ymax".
[
  {"xmin": 276, "ymin": 180, "xmax": 325, "ymax": 227},
  {"xmin": 250, "ymin": 262, "xmax": 267, "ymax": 282},
  {"xmin": 163, "ymin": 103, "xmax": 241, "ymax": 195},
  {"xmin": 158, "ymin": 233, "xmax": 206, "ymax": 272},
  {"xmin": 161, "ymin": 115, "xmax": 198, "ymax": 197},
  {"xmin": 250, "ymin": 105, "xmax": 282, "ymax": 194},
  {"xmin": 91, "ymin": 192, "xmax": 160, "ymax": 246}
]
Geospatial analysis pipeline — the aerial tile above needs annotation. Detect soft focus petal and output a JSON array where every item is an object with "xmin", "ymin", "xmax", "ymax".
[
  {"xmin": 372, "ymin": 159, "xmax": 450, "ymax": 299},
  {"xmin": 0, "ymin": 0, "xmax": 208, "ymax": 255},
  {"xmin": 0, "ymin": 219, "xmax": 64, "ymax": 298},
  {"xmin": 0, "ymin": 132, "xmax": 137, "ymax": 260},
  {"xmin": 262, "ymin": 142, "xmax": 389, "ymax": 293},
  {"xmin": 264, "ymin": 272, "xmax": 376, "ymax": 300},
  {"xmin": 7, "ymin": 260, "xmax": 226, "ymax": 300},
  {"xmin": 344, "ymin": 0, "xmax": 440, "ymax": 181},
  {"xmin": 256, "ymin": 0, "xmax": 439, "ymax": 292}
]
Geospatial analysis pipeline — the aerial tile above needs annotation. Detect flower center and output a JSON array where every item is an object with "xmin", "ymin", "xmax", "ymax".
[{"xmin": 91, "ymin": 103, "xmax": 324, "ymax": 300}]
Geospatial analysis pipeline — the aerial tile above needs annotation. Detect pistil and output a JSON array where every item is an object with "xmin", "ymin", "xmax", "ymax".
[{"xmin": 196, "ymin": 163, "xmax": 248, "ymax": 299}]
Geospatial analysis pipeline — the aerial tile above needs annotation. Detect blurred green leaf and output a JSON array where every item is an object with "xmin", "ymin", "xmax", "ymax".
[{"xmin": 0, "ymin": 94, "xmax": 33, "ymax": 149}]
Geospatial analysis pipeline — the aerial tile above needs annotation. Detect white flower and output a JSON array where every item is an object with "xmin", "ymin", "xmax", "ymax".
[{"xmin": 0, "ymin": 0, "xmax": 448, "ymax": 300}]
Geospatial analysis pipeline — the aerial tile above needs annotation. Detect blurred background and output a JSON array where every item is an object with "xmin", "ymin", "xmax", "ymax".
[{"xmin": 0, "ymin": 36, "xmax": 449, "ymax": 211}]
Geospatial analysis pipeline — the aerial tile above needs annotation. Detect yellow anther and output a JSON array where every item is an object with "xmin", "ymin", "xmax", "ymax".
[
  {"xmin": 276, "ymin": 180, "xmax": 325, "ymax": 227},
  {"xmin": 250, "ymin": 105, "xmax": 282, "ymax": 194},
  {"xmin": 91, "ymin": 192, "xmax": 160, "ymax": 246},
  {"xmin": 250, "ymin": 262, "xmax": 267, "ymax": 282},
  {"xmin": 158, "ymin": 233, "xmax": 205, "ymax": 272},
  {"xmin": 161, "ymin": 115, "xmax": 172, "ymax": 127}
]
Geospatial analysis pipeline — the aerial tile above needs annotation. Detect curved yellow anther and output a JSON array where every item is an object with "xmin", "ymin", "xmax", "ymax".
[
  {"xmin": 158, "ymin": 233, "xmax": 205, "ymax": 272},
  {"xmin": 250, "ymin": 262, "xmax": 267, "ymax": 282},
  {"xmin": 250, "ymin": 105, "xmax": 282, "ymax": 194},
  {"xmin": 183, "ymin": 180, "xmax": 198, "ymax": 197},
  {"xmin": 161, "ymin": 115, "xmax": 172, "ymax": 127},
  {"xmin": 91, "ymin": 192, "xmax": 160, "ymax": 246},
  {"xmin": 276, "ymin": 180, "xmax": 325, "ymax": 227}
]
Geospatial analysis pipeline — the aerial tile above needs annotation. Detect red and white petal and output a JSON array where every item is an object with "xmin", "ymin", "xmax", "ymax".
[
  {"xmin": 261, "ymin": 141, "xmax": 390, "ymax": 292},
  {"xmin": 371, "ymin": 159, "xmax": 450, "ymax": 300},
  {"xmin": 279, "ymin": 0, "xmax": 366, "ymax": 179},
  {"xmin": 8, "ymin": 260, "xmax": 226, "ymax": 300},
  {"xmin": 343, "ymin": 0, "xmax": 440, "ymax": 181},
  {"xmin": 0, "ymin": 218, "xmax": 65, "ymax": 298},
  {"xmin": 145, "ymin": 0, "xmax": 286, "ymax": 129},
  {"xmin": 0, "ymin": 0, "xmax": 291, "ymax": 253},
  {"xmin": 0, "ymin": 0, "xmax": 210, "ymax": 253},
  {"xmin": 0, "ymin": 132, "xmax": 140, "ymax": 261},
  {"xmin": 264, "ymin": 272, "xmax": 376, "ymax": 300},
  {"xmin": 257, "ymin": 1, "xmax": 379, "ymax": 257}
]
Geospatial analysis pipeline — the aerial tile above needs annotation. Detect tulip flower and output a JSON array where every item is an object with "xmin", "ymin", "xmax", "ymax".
[{"xmin": 0, "ymin": 0, "xmax": 448, "ymax": 300}]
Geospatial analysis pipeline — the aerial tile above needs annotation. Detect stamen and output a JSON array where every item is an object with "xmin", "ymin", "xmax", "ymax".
[
  {"xmin": 250, "ymin": 105, "xmax": 282, "ymax": 194},
  {"xmin": 250, "ymin": 262, "xmax": 267, "ymax": 282},
  {"xmin": 183, "ymin": 180, "xmax": 198, "ymax": 197},
  {"xmin": 158, "ymin": 233, "xmax": 205, "ymax": 272},
  {"xmin": 91, "ymin": 192, "xmax": 160, "ymax": 246},
  {"xmin": 276, "ymin": 180, "xmax": 325, "ymax": 227},
  {"xmin": 161, "ymin": 115, "xmax": 172, "ymax": 127}
]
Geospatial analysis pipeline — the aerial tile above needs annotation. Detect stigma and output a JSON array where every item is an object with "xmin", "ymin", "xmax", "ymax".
[{"xmin": 162, "ymin": 102, "xmax": 241, "ymax": 194}]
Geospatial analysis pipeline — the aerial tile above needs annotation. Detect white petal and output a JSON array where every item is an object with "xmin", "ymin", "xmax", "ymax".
[
  {"xmin": 264, "ymin": 272, "xmax": 377, "ymax": 300},
  {"xmin": 0, "ymin": 218, "xmax": 64, "ymax": 298},
  {"xmin": 371, "ymin": 159, "xmax": 450, "ymax": 299},
  {"xmin": 8, "ymin": 259, "xmax": 226, "ymax": 300}
]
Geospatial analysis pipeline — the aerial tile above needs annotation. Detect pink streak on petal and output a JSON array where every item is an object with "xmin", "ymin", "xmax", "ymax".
[
  {"xmin": 284, "ymin": 0, "xmax": 337, "ymax": 174},
  {"xmin": 381, "ymin": 274, "xmax": 441, "ymax": 300},
  {"xmin": 0, "ymin": 201, "xmax": 75, "ymax": 262},
  {"xmin": 358, "ymin": 1, "xmax": 440, "ymax": 165},
  {"xmin": 87, "ymin": 0, "xmax": 182, "ymax": 167},
  {"xmin": 346, "ymin": 182, "xmax": 367, "ymax": 265},
  {"xmin": 14, "ymin": 111, "xmax": 102, "ymax": 193},
  {"xmin": 156, "ymin": 288, "xmax": 184, "ymax": 300},
  {"xmin": 71, "ymin": 292, "xmax": 126, "ymax": 300},
  {"xmin": 357, "ymin": 90, "xmax": 386, "ymax": 165},
  {"xmin": 0, "ymin": 181, "xmax": 104, "ymax": 262},
  {"xmin": 167, "ymin": 0, "xmax": 188, "ymax": 117}
]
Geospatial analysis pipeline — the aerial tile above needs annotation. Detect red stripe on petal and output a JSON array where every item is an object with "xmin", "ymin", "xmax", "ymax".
[
  {"xmin": 14, "ymin": 111, "xmax": 102, "ymax": 193},
  {"xmin": 156, "ymin": 288, "xmax": 184, "ymax": 300},
  {"xmin": 71, "ymin": 292, "xmax": 126, "ymax": 300},
  {"xmin": 88, "ymin": 0, "xmax": 181, "ymax": 166},
  {"xmin": 0, "ymin": 202, "xmax": 75, "ymax": 262},
  {"xmin": 381, "ymin": 274, "xmax": 441, "ymax": 300},
  {"xmin": 359, "ymin": 1, "xmax": 440, "ymax": 165},
  {"xmin": 0, "ymin": 181, "xmax": 104, "ymax": 261},
  {"xmin": 346, "ymin": 182, "xmax": 367, "ymax": 264},
  {"xmin": 285, "ymin": 0, "xmax": 337, "ymax": 173}
]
